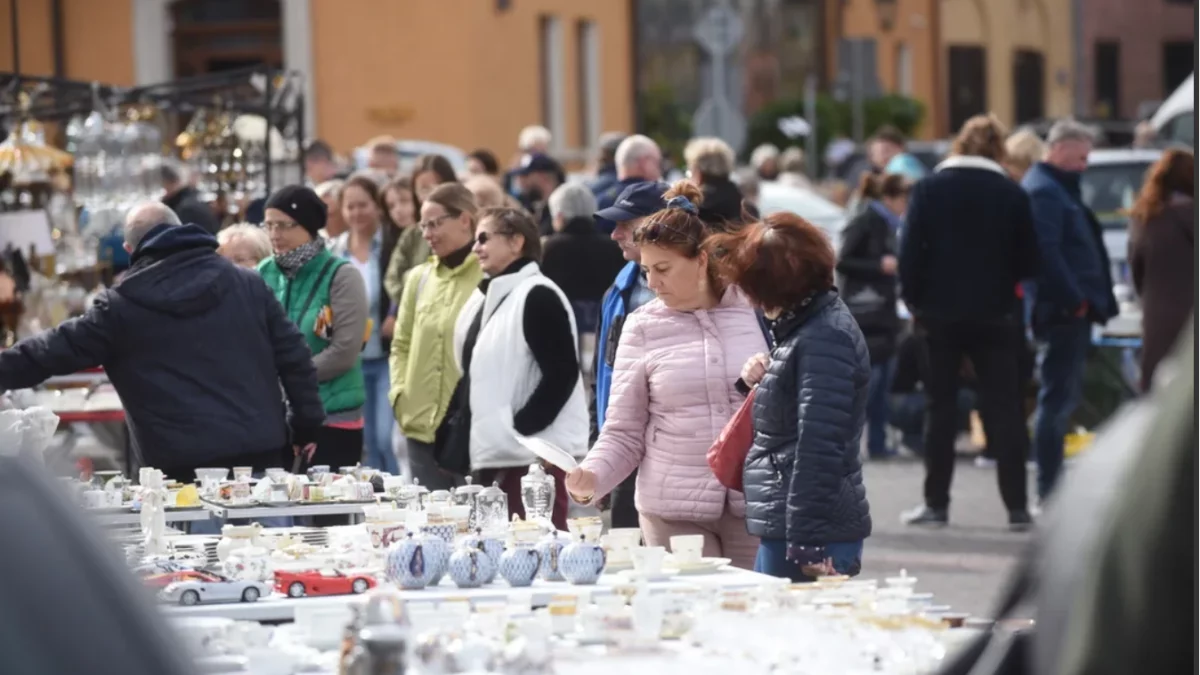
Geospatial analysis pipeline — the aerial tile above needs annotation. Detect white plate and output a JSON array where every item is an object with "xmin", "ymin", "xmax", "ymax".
[
  {"xmin": 604, "ymin": 559, "xmax": 634, "ymax": 572},
  {"xmin": 514, "ymin": 433, "xmax": 578, "ymax": 473},
  {"xmin": 670, "ymin": 557, "xmax": 731, "ymax": 575},
  {"xmin": 618, "ymin": 568, "xmax": 678, "ymax": 582}
]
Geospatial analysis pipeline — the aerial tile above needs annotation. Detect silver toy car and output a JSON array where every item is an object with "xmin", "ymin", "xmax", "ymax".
[{"xmin": 158, "ymin": 570, "xmax": 272, "ymax": 606}]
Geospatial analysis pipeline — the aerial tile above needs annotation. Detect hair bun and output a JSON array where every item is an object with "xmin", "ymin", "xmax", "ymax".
[{"xmin": 663, "ymin": 179, "xmax": 705, "ymax": 208}]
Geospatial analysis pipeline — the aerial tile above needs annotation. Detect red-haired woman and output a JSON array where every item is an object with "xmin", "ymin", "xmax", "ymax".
[
  {"xmin": 565, "ymin": 181, "xmax": 765, "ymax": 569},
  {"xmin": 708, "ymin": 213, "xmax": 872, "ymax": 581},
  {"xmin": 1128, "ymin": 148, "xmax": 1195, "ymax": 391}
]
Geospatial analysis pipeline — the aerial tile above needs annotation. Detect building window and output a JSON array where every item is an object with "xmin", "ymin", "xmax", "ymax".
[
  {"xmin": 170, "ymin": 0, "xmax": 281, "ymax": 77},
  {"xmin": 1094, "ymin": 41, "xmax": 1120, "ymax": 119},
  {"xmin": 576, "ymin": 20, "xmax": 601, "ymax": 149},
  {"xmin": 539, "ymin": 16, "xmax": 565, "ymax": 150},
  {"xmin": 894, "ymin": 42, "xmax": 912, "ymax": 95},
  {"xmin": 1162, "ymin": 40, "xmax": 1194, "ymax": 97}
]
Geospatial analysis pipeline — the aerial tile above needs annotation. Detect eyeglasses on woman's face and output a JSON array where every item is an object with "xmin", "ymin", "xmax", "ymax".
[
  {"xmin": 418, "ymin": 213, "xmax": 455, "ymax": 232},
  {"xmin": 262, "ymin": 219, "xmax": 301, "ymax": 232}
]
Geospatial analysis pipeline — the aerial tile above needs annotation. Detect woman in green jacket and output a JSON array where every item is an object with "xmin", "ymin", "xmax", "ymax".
[
  {"xmin": 259, "ymin": 185, "xmax": 370, "ymax": 470},
  {"xmin": 390, "ymin": 182, "xmax": 482, "ymax": 489}
]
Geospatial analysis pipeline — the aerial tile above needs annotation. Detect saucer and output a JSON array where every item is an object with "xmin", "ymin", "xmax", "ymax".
[
  {"xmin": 669, "ymin": 557, "xmax": 731, "ymax": 574},
  {"xmin": 605, "ymin": 559, "xmax": 634, "ymax": 572},
  {"xmin": 619, "ymin": 568, "xmax": 678, "ymax": 582}
]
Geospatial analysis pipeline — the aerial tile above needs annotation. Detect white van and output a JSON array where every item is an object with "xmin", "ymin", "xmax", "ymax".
[{"xmin": 1151, "ymin": 74, "xmax": 1194, "ymax": 147}]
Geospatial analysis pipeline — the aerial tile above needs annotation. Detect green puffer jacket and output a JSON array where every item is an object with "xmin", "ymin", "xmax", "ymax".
[{"xmin": 389, "ymin": 254, "xmax": 482, "ymax": 443}]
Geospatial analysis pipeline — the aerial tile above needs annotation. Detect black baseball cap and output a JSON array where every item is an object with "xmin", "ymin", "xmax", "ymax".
[
  {"xmin": 595, "ymin": 181, "xmax": 670, "ymax": 223},
  {"xmin": 517, "ymin": 152, "xmax": 564, "ymax": 176}
]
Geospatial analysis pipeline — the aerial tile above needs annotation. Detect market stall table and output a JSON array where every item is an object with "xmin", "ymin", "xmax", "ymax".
[
  {"xmin": 88, "ymin": 506, "xmax": 211, "ymax": 527},
  {"xmin": 161, "ymin": 566, "xmax": 781, "ymax": 623}
]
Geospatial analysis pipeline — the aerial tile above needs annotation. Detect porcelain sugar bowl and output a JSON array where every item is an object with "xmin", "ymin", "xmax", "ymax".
[
  {"xmin": 415, "ymin": 529, "xmax": 450, "ymax": 587},
  {"xmin": 498, "ymin": 543, "xmax": 542, "ymax": 588},
  {"xmin": 385, "ymin": 533, "xmax": 434, "ymax": 590},
  {"xmin": 536, "ymin": 531, "xmax": 567, "ymax": 582},
  {"xmin": 560, "ymin": 534, "xmax": 606, "ymax": 585},
  {"xmin": 446, "ymin": 544, "xmax": 496, "ymax": 589},
  {"xmin": 222, "ymin": 545, "xmax": 272, "ymax": 582},
  {"xmin": 461, "ymin": 528, "xmax": 503, "ymax": 584}
]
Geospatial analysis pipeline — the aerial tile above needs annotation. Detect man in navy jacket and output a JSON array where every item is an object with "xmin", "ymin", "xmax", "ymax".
[
  {"xmin": 0, "ymin": 202, "xmax": 324, "ymax": 479},
  {"xmin": 1022, "ymin": 120, "xmax": 1117, "ymax": 501}
]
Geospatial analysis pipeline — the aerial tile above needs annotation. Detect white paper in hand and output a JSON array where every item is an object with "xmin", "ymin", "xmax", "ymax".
[{"xmin": 514, "ymin": 432, "xmax": 578, "ymax": 473}]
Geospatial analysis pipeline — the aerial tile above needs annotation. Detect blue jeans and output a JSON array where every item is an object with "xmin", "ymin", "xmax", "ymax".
[
  {"xmin": 866, "ymin": 360, "xmax": 894, "ymax": 456},
  {"xmin": 361, "ymin": 358, "xmax": 397, "ymax": 474},
  {"xmin": 753, "ymin": 539, "xmax": 864, "ymax": 582},
  {"xmin": 889, "ymin": 389, "xmax": 978, "ymax": 456},
  {"xmin": 1033, "ymin": 318, "xmax": 1091, "ymax": 500}
]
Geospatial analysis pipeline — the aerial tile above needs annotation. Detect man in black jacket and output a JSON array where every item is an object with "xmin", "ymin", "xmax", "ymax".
[
  {"xmin": 161, "ymin": 163, "xmax": 221, "ymax": 235},
  {"xmin": 898, "ymin": 114, "xmax": 1039, "ymax": 530},
  {"xmin": 0, "ymin": 202, "xmax": 325, "ymax": 480}
]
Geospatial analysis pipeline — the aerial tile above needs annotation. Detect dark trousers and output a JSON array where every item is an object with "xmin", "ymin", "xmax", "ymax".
[
  {"xmin": 922, "ymin": 318, "xmax": 1028, "ymax": 512},
  {"xmin": 300, "ymin": 426, "xmax": 365, "ymax": 527},
  {"xmin": 609, "ymin": 470, "xmax": 640, "ymax": 528},
  {"xmin": 475, "ymin": 463, "xmax": 569, "ymax": 531},
  {"xmin": 159, "ymin": 448, "xmax": 282, "ymax": 485},
  {"xmin": 753, "ymin": 539, "xmax": 864, "ymax": 582},
  {"xmin": 1033, "ymin": 318, "xmax": 1092, "ymax": 500}
]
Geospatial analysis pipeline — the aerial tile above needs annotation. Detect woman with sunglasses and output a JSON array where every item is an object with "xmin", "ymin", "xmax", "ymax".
[
  {"xmin": 258, "ymin": 185, "xmax": 369, "ymax": 471},
  {"xmin": 565, "ymin": 181, "xmax": 765, "ymax": 569},
  {"xmin": 448, "ymin": 208, "xmax": 587, "ymax": 530},
  {"xmin": 389, "ymin": 183, "xmax": 483, "ymax": 490}
]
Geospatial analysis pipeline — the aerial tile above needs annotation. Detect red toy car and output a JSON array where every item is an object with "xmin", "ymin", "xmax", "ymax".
[{"xmin": 274, "ymin": 569, "xmax": 376, "ymax": 598}]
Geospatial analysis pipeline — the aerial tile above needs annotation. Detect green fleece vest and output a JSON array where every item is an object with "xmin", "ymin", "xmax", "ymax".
[{"xmin": 259, "ymin": 249, "xmax": 366, "ymax": 414}]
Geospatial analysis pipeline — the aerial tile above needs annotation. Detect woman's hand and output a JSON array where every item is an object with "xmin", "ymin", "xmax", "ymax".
[
  {"xmin": 880, "ymin": 254, "xmax": 899, "ymax": 275},
  {"xmin": 740, "ymin": 353, "xmax": 770, "ymax": 388},
  {"xmin": 565, "ymin": 468, "xmax": 597, "ymax": 503},
  {"xmin": 381, "ymin": 316, "xmax": 396, "ymax": 339}
]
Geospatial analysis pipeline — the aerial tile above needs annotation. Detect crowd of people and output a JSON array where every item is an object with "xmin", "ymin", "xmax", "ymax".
[{"xmin": 0, "ymin": 113, "xmax": 1191, "ymax": 583}]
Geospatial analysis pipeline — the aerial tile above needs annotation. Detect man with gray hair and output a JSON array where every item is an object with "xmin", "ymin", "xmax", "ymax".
[
  {"xmin": 542, "ymin": 184, "xmax": 625, "ymax": 337},
  {"xmin": 594, "ymin": 134, "xmax": 663, "ymax": 234},
  {"xmin": 160, "ymin": 161, "xmax": 220, "ymax": 235},
  {"xmin": 0, "ymin": 201, "xmax": 325, "ymax": 481},
  {"xmin": 1021, "ymin": 119, "xmax": 1116, "ymax": 503}
]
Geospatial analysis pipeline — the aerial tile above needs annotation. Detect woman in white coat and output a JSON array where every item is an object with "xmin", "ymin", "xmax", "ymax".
[{"xmin": 451, "ymin": 207, "xmax": 588, "ymax": 530}]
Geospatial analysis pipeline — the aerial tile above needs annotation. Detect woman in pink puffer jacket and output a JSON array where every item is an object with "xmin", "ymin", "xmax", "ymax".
[{"xmin": 566, "ymin": 182, "xmax": 766, "ymax": 569}]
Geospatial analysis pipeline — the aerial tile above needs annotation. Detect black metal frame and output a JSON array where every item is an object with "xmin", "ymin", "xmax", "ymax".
[{"xmin": 0, "ymin": 65, "xmax": 306, "ymax": 195}]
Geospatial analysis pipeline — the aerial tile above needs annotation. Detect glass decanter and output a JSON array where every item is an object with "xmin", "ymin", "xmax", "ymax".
[{"xmin": 520, "ymin": 463, "xmax": 555, "ymax": 524}]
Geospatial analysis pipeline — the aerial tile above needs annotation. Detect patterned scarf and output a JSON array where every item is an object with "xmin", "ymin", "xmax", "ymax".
[{"xmin": 274, "ymin": 238, "xmax": 324, "ymax": 278}]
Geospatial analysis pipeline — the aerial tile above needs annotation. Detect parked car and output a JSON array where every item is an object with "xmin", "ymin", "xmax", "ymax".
[
  {"xmin": 274, "ymin": 569, "xmax": 377, "ymax": 598},
  {"xmin": 140, "ymin": 569, "xmax": 211, "ymax": 590},
  {"xmin": 1081, "ymin": 148, "xmax": 1162, "ymax": 285},
  {"xmin": 353, "ymin": 139, "xmax": 469, "ymax": 175},
  {"xmin": 159, "ymin": 571, "xmax": 273, "ymax": 606}
]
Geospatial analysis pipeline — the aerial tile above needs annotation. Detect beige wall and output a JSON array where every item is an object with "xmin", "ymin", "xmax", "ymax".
[
  {"xmin": 839, "ymin": 0, "xmax": 941, "ymax": 139},
  {"xmin": 940, "ymin": 0, "xmax": 1074, "ymax": 129},
  {"xmin": 309, "ymin": 0, "xmax": 634, "ymax": 162},
  {"xmin": 0, "ymin": 0, "xmax": 135, "ymax": 83}
]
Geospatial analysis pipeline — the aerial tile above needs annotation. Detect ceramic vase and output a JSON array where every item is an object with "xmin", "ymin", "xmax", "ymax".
[
  {"xmin": 446, "ymin": 547, "xmax": 496, "ymax": 589},
  {"xmin": 560, "ymin": 535, "xmax": 606, "ymax": 585},
  {"xmin": 385, "ymin": 533, "xmax": 431, "ymax": 590},
  {"xmin": 498, "ymin": 544, "xmax": 542, "ymax": 588},
  {"xmin": 536, "ymin": 532, "xmax": 566, "ymax": 582}
]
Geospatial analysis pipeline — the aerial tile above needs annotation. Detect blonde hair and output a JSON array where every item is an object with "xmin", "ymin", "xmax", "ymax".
[
  {"xmin": 463, "ymin": 175, "xmax": 507, "ymax": 209},
  {"xmin": 217, "ymin": 223, "xmax": 272, "ymax": 264},
  {"xmin": 424, "ymin": 183, "xmax": 479, "ymax": 225},
  {"xmin": 684, "ymin": 137, "xmax": 736, "ymax": 179},
  {"xmin": 1005, "ymin": 130, "xmax": 1046, "ymax": 177}
]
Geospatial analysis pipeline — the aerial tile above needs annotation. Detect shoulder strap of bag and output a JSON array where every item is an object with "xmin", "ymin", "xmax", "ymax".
[
  {"xmin": 414, "ymin": 263, "xmax": 433, "ymax": 301},
  {"xmin": 297, "ymin": 257, "xmax": 339, "ymax": 321}
]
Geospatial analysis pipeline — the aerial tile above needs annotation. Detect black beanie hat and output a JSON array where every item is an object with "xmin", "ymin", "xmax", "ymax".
[{"xmin": 265, "ymin": 185, "xmax": 327, "ymax": 238}]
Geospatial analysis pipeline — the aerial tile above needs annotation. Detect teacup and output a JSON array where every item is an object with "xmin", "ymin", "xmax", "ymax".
[
  {"xmin": 232, "ymin": 466, "xmax": 253, "ymax": 482},
  {"xmin": 668, "ymin": 534, "xmax": 704, "ymax": 565},
  {"xmin": 264, "ymin": 468, "xmax": 288, "ymax": 483},
  {"xmin": 567, "ymin": 517, "xmax": 604, "ymax": 543},
  {"xmin": 600, "ymin": 534, "xmax": 634, "ymax": 564},
  {"xmin": 630, "ymin": 546, "xmax": 666, "ymax": 576}
]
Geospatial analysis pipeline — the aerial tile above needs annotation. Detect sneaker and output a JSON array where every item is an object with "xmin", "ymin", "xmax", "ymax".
[
  {"xmin": 901, "ymin": 504, "xmax": 948, "ymax": 527},
  {"xmin": 974, "ymin": 456, "xmax": 996, "ymax": 469},
  {"xmin": 1008, "ymin": 510, "xmax": 1034, "ymax": 532}
]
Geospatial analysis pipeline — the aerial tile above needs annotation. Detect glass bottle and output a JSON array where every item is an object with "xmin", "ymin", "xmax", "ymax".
[
  {"xmin": 452, "ymin": 476, "xmax": 484, "ymax": 529},
  {"xmin": 520, "ymin": 463, "xmax": 556, "ymax": 524}
]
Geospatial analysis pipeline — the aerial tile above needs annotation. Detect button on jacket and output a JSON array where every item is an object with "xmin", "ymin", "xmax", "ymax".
[{"xmin": 743, "ymin": 290, "xmax": 873, "ymax": 546}]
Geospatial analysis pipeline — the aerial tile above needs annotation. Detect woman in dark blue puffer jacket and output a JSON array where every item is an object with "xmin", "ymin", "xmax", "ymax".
[{"xmin": 707, "ymin": 212, "xmax": 872, "ymax": 581}]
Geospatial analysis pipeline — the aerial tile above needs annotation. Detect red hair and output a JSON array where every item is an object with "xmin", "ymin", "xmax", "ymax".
[
  {"xmin": 705, "ymin": 212, "xmax": 835, "ymax": 311},
  {"xmin": 1130, "ymin": 148, "xmax": 1194, "ymax": 225}
]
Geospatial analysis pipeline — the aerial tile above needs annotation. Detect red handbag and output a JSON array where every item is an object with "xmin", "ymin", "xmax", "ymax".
[{"xmin": 707, "ymin": 389, "xmax": 757, "ymax": 492}]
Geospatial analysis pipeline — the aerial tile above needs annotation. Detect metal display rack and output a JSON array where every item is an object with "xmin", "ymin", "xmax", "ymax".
[{"xmin": 0, "ymin": 65, "xmax": 307, "ymax": 196}]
